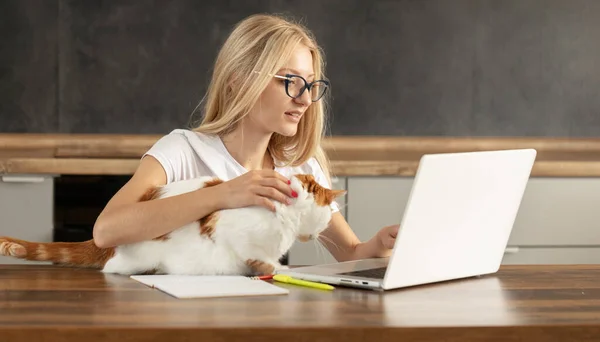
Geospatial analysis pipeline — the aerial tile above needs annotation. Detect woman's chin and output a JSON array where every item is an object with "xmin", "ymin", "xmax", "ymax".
[{"xmin": 276, "ymin": 124, "xmax": 299, "ymax": 137}]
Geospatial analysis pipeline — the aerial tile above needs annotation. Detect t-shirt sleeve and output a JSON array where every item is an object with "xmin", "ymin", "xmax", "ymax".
[
  {"xmin": 142, "ymin": 131, "xmax": 196, "ymax": 184},
  {"xmin": 307, "ymin": 158, "xmax": 341, "ymax": 214}
]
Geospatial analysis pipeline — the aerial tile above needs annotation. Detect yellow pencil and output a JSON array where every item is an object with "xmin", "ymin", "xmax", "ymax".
[{"xmin": 273, "ymin": 274, "xmax": 335, "ymax": 291}]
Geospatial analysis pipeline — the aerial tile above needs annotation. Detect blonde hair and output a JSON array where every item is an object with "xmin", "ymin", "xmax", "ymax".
[{"xmin": 190, "ymin": 13, "xmax": 333, "ymax": 183}]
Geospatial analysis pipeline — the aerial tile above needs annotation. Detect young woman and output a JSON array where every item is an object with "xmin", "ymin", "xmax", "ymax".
[{"xmin": 92, "ymin": 13, "xmax": 399, "ymax": 262}]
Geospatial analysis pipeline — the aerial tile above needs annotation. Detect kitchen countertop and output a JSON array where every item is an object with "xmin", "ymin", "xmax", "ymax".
[{"xmin": 2, "ymin": 133, "xmax": 600, "ymax": 176}]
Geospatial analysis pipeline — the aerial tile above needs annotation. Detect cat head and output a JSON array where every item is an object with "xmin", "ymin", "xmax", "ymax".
[{"xmin": 289, "ymin": 174, "xmax": 346, "ymax": 242}]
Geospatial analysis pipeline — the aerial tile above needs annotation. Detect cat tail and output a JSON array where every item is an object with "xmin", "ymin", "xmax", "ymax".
[{"xmin": 0, "ymin": 236, "xmax": 115, "ymax": 269}]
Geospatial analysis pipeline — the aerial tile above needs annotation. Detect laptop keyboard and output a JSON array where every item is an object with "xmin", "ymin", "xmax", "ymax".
[{"xmin": 338, "ymin": 266, "xmax": 387, "ymax": 279}]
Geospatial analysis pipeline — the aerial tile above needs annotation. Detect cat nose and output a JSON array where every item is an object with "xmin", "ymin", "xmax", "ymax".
[{"xmin": 298, "ymin": 234, "xmax": 311, "ymax": 242}]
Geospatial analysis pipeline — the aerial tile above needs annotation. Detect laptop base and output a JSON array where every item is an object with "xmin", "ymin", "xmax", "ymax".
[{"xmin": 275, "ymin": 258, "xmax": 389, "ymax": 290}]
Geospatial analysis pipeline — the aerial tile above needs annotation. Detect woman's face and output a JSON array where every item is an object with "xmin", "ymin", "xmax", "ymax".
[{"xmin": 247, "ymin": 44, "xmax": 315, "ymax": 137}]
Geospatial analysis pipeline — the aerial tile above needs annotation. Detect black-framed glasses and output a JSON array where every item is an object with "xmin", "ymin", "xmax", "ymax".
[
  {"xmin": 274, "ymin": 74, "xmax": 329, "ymax": 102},
  {"xmin": 254, "ymin": 71, "xmax": 329, "ymax": 102}
]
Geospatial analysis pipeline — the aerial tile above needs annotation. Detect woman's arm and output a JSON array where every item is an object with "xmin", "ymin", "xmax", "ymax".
[
  {"xmin": 92, "ymin": 156, "xmax": 222, "ymax": 248},
  {"xmin": 319, "ymin": 212, "xmax": 399, "ymax": 262},
  {"xmin": 93, "ymin": 156, "xmax": 296, "ymax": 248}
]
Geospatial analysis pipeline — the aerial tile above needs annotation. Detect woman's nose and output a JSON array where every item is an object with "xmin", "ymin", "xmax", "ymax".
[{"xmin": 294, "ymin": 89, "xmax": 311, "ymax": 106}]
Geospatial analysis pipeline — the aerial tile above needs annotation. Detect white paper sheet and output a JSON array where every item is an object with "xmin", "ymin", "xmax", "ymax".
[{"xmin": 130, "ymin": 275, "xmax": 289, "ymax": 299}]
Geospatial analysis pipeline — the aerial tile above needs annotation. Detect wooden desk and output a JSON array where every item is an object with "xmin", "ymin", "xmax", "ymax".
[{"xmin": 1, "ymin": 265, "xmax": 600, "ymax": 341}]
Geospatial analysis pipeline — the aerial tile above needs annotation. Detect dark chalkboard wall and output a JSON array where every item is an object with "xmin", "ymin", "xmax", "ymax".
[{"xmin": 2, "ymin": 0, "xmax": 600, "ymax": 136}]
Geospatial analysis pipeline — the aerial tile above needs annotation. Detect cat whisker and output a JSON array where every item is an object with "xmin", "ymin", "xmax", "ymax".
[
  {"xmin": 317, "ymin": 234, "xmax": 342, "ymax": 252},
  {"xmin": 313, "ymin": 239, "xmax": 326, "ymax": 262},
  {"xmin": 316, "ymin": 239, "xmax": 331, "ymax": 262},
  {"xmin": 310, "ymin": 239, "xmax": 321, "ymax": 261}
]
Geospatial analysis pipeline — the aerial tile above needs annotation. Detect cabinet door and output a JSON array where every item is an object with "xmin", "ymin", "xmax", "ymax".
[
  {"xmin": 508, "ymin": 178, "xmax": 600, "ymax": 246},
  {"xmin": 288, "ymin": 177, "xmax": 347, "ymax": 266},
  {"xmin": 502, "ymin": 247, "xmax": 600, "ymax": 264},
  {"xmin": 0, "ymin": 175, "xmax": 54, "ymax": 265},
  {"xmin": 346, "ymin": 176, "xmax": 413, "ymax": 242}
]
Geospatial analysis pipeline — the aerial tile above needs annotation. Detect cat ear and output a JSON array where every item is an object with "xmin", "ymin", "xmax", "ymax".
[
  {"xmin": 327, "ymin": 189, "xmax": 347, "ymax": 202},
  {"xmin": 293, "ymin": 174, "xmax": 314, "ymax": 185}
]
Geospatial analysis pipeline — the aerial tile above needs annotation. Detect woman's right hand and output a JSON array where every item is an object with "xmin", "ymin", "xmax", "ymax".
[{"xmin": 213, "ymin": 170, "xmax": 298, "ymax": 212}]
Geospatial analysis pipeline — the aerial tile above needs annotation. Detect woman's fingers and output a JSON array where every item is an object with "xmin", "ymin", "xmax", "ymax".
[
  {"xmin": 254, "ymin": 196, "xmax": 276, "ymax": 212},
  {"xmin": 383, "ymin": 235, "xmax": 396, "ymax": 249},
  {"xmin": 254, "ymin": 186, "xmax": 291, "ymax": 206},
  {"xmin": 388, "ymin": 224, "xmax": 400, "ymax": 238},
  {"xmin": 259, "ymin": 170, "xmax": 291, "ymax": 184},
  {"xmin": 221, "ymin": 170, "xmax": 295, "ymax": 212},
  {"xmin": 381, "ymin": 225, "xmax": 399, "ymax": 249},
  {"xmin": 259, "ymin": 177, "xmax": 296, "ymax": 198}
]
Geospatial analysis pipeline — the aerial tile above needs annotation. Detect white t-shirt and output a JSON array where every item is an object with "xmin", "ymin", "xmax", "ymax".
[{"xmin": 143, "ymin": 129, "xmax": 339, "ymax": 213}]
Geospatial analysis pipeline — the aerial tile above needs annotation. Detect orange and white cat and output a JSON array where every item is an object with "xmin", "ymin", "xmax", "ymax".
[{"xmin": 0, "ymin": 174, "xmax": 344, "ymax": 276}]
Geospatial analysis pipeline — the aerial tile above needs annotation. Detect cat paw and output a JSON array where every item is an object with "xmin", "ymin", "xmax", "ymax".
[{"xmin": 245, "ymin": 259, "xmax": 275, "ymax": 275}]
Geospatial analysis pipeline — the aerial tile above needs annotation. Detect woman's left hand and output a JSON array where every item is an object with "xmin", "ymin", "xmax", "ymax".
[
  {"xmin": 353, "ymin": 224, "xmax": 400, "ymax": 260},
  {"xmin": 324, "ymin": 212, "xmax": 401, "ymax": 261},
  {"xmin": 376, "ymin": 224, "xmax": 400, "ymax": 251}
]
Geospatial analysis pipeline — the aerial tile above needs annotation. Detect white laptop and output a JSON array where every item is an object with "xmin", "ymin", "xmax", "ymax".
[{"xmin": 275, "ymin": 148, "xmax": 537, "ymax": 291}]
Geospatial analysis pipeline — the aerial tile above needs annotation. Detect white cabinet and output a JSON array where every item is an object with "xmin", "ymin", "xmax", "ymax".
[
  {"xmin": 0, "ymin": 174, "xmax": 55, "ymax": 265},
  {"xmin": 288, "ymin": 177, "xmax": 348, "ymax": 266}
]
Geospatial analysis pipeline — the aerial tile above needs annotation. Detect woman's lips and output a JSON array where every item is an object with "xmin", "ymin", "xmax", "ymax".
[{"xmin": 285, "ymin": 111, "xmax": 302, "ymax": 122}]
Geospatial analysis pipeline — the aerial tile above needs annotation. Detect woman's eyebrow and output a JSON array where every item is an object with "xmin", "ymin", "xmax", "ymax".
[{"xmin": 278, "ymin": 67, "xmax": 315, "ymax": 78}]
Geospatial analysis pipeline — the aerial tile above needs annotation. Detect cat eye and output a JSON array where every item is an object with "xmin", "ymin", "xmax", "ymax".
[{"xmin": 253, "ymin": 71, "xmax": 329, "ymax": 102}]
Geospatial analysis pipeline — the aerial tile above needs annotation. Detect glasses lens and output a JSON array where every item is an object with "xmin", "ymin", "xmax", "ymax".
[
  {"xmin": 286, "ymin": 76, "xmax": 305, "ymax": 98},
  {"xmin": 310, "ymin": 81, "xmax": 328, "ymax": 101}
]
